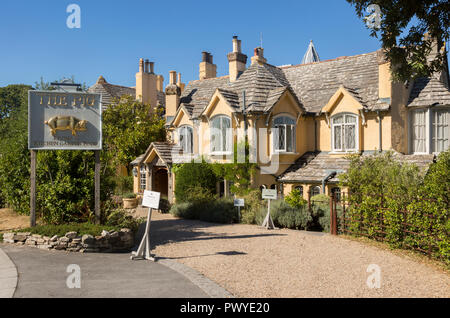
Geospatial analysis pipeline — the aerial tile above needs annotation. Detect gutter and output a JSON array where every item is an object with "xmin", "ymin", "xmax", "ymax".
[
  {"xmin": 377, "ymin": 110, "xmax": 382, "ymax": 152},
  {"xmin": 321, "ymin": 171, "xmax": 337, "ymax": 194}
]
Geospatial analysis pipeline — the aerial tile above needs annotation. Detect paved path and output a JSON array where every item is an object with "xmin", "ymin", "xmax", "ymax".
[
  {"xmin": 0, "ymin": 247, "xmax": 17, "ymax": 298},
  {"xmin": 1, "ymin": 244, "xmax": 209, "ymax": 298}
]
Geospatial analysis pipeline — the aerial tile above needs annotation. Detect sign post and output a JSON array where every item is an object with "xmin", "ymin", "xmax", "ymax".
[
  {"xmin": 28, "ymin": 89, "xmax": 102, "ymax": 226},
  {"xmin": 261, "ymin": 189, "xmax": 277, "ymax": 230},
  {"xmin": 131, "ymin": 190, "xmax": 160, "ymax": 261},
  {"xmin": 234, "ymin": 198, "xmax": 245, "ymax": 222}
]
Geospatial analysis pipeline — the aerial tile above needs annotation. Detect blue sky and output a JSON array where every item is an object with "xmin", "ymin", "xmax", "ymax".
[{"xmin": 0, "ymin": 1, "xmax": 399, "ymax": 88}]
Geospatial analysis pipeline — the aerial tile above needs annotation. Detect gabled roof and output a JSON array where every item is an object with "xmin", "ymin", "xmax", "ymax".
[
  {"xmin": 142, "ymin": 142, "xmax": 183, "ymax": 166},
  {"xmin": 408, "ymin": 76, "xmax": 450, "ymax": 107},
  {"xmin": 179, "ymin": 50, "xmax": 384, "ymax": 118},
  {"xmin": 282, "ymin": 51, "xmax": 381, "ymax": 113},
  {"xmin": 88, "ymin": 76, "xmax": 136, "ymax": 108},
  {"xmin": 180, "ymin": 76, "xmax": 231, "ymax": 118}
]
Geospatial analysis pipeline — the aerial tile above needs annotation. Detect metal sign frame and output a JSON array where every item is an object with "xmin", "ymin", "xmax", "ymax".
[{"xmin": 28, "ymin": 90, "xmax": 102, "ymax": 151}]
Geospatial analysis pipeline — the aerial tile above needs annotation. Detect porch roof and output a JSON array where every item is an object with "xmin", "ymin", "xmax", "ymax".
[{"xmin": 278, "ymin": 151, "xmax": 435, "ymax": 184}]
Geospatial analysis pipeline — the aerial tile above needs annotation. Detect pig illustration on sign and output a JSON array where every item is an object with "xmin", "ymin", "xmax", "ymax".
[{"xmin": 44, "ymin": 116, "xmax": 88, "ymax": 136}]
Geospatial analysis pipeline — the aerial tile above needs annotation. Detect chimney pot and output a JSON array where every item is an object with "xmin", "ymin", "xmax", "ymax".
[
  {"xmin": 139, "ymin": 58, "xmax": 144, "ymax": 72},
  {"xmin": 232, "ymin": 36, "xmax": 242, "ymax": 53},
  {"xmin": 144, "ymin": 59, "xmax": 150, "ymax": 73},
  {"xmin": 149, "ymin": 62, "xmax": 155, "ymax": 74},
  {"xmin": 169, "ymin": 71, "xmax": 177, "ymax": 85}
]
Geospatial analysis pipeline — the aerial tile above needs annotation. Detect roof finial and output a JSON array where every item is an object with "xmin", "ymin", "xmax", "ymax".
[{"xmin": 302, "ymin": 40, "xmax": 320, "ymax": 64}]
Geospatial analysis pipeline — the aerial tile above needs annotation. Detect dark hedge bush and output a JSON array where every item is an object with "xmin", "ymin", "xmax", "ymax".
[
  {"xmin": 265, "ymin": 200, "xmax": 312, "ymax": 230},
  {"xmin": 170, "ymin": 197, "xmax": 238, "ymax": 224},
  {"xmin": 174, "ymin": 162, "xmax": 218, "ymax": 203}
]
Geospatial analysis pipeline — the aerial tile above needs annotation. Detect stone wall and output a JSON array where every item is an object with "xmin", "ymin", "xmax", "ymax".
[{"xmin": 2, "ymin": 229, "xmax": 134, "ymax": 253}]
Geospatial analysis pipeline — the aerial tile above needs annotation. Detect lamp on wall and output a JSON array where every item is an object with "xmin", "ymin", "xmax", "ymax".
[{"xmin": 132, "ymin": 167, "xmax": 138, "ymax": 177}]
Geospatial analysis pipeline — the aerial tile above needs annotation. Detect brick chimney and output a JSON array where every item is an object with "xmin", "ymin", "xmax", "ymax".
[
  {"xmin": 136, "ymin": 58, "xmax": 158, "ymax": 108},
  {"xmin": 251, "ymin": 47, "xmax": 267, "ymax": 65},
  {"xmin": 165, "ymin": 71, "xmax": 181, "ymax": 121},
  {"xmin": 199, "ymin": 52, "xmax": 217, "ymax": 80},
  {"xmin": 227, "ymin": 36, "xmax": 247, "ymax": 82}
]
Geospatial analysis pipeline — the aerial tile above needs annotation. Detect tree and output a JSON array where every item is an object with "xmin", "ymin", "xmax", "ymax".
[
  {"xmin": 347, "ymin": 0, "xmax": 449, "ymax": 81},
  {"xmin": 103, "ymin": 95, "xmax": 166, "ymax": 172}
]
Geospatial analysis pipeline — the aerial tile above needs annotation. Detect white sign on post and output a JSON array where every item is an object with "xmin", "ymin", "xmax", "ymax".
[
  {"xmin": 262, "ymin": 189, "xmax": 277, "ymax": 200},
  {"xmin": 131, "ymin": 190, "xmax": 160, "ymax": 261},
  {"xmin": 142, "ymin": 190, "xmax": 160, "ymax": 209},
  {"xmin": 234, "ymin": 199, "xmax": 245, "ymax": 207},
  {"xmin": 261, "ymin": 189, "xmax": 276, "ymax": 230}
]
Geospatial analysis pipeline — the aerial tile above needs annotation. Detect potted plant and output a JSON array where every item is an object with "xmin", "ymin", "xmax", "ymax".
[{"xmin": 122, "ymin": 192, "xmax": 138, "ymax": 209}]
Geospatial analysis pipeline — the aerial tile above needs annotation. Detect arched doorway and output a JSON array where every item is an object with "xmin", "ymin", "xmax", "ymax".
[{"xmin": 153, "ymin": 168, "xmax": 168, "ymax": 198}]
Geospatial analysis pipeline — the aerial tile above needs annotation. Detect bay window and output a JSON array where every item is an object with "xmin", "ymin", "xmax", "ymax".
[
  {"xmin": 273, "ymin": 116, "xmax": 296, "ymax": 153},
  {"xmin": 332, "ymin": 113, "xmax": 358, "ymax": 152},
  {"xmin": 410, "ymin": 108, "xmax": 450, "ymax": 154}
]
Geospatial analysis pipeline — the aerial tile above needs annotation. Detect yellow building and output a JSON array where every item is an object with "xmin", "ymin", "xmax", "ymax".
[{"xmin": 131, "ymin": 36, "xmax": 450, "ymax": 203}]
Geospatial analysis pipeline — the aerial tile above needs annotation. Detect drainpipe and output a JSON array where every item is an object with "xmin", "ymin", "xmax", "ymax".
[
  {"xmin": 321, "ymin": 171, "xmax": 336, "ymax": 194},
  {"xmin": 377, "ymin": 110, "xmax": 382, "ymax": 152}
]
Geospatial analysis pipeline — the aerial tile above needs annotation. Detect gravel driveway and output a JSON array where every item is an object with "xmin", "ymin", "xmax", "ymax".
[{"xmin": 148, "ymin": 212, "xmax": 450, "ymax": 298}]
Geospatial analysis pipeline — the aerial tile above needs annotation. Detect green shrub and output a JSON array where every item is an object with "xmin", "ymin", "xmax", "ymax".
[
  {"xmin": 285, "ymin": 188, "xmax": 307, "ymax": 208},
  {"xmin": 266, "ymin": 200, "xmax": 312, "ymax": 230},
  {"xmin": 16, "ymin": 223, "xmax": 121, "ymax": 237},
  {"xmin": 104, "ymin": 208, "xmax": 143, "ymax": 233},
  {"xmin": 340, "ymin": 150, "xmax": 449, "ymax": 264},
  {"xmin": 170, "ymin": 198, "xmax": 238, "ymax": 224},
  {"xmin": 174, "ymin": 162, "xmax": 218, "ymax": 203},
  {"xmin": 184, "ymin": 185, "xmax": 215, "ymax": 204},
  {"xmin": 240, "ymin": 189, "xmax": 265, "ymax": 224},
  {"xmin": 123, "ymin": 192, "xmax": 137, "ymax": 199},
  {"xmin": 115, "ymin": 175, "xmax": 133, "ymax": 195}
]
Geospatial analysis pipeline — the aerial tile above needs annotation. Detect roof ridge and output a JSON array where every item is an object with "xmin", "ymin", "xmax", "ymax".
[{"xmin": 279, "ymin": 50, "xmax": 379, "ymax": 70}]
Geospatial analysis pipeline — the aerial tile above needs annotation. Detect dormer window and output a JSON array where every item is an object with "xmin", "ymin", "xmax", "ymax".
[
  {"xmin": 178, "ymin": 125, "xmax": 193, "ymax": 154},
  {"xmin": 331, "ymin": 113, "xmax": 358, "ymax": 152},
  {"xmin": 273, "ymin": 116, "xmax": 296, "ymax": 153},
  {"xmin": 210, "ymin": 115, "xmax": 232, "ymax": 154}
]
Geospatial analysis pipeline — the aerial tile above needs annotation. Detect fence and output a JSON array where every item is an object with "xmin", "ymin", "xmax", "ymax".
[{"xmin": 330, "ymin": 192, "xmax": 448, "ymax": 262}]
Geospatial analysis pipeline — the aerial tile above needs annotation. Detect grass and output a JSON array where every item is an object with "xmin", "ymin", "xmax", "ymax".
[
  {"xmin": 13, "ymin": 223, "xmax": 122, "ymax": 238},
  {"xmin": 0, "ymin": 233, "xmax": 3, "ymax": 242}
]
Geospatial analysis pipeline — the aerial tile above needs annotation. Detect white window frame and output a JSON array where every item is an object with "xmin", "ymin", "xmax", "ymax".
[
  {"xmin": 210, "ymin": 115, "xmax": 232, "ymax": 155},
  {"xmin": 409, "ymin": 107, "xmax": 450, "ymax": 154},
  {"xmin": 432, "ymin": 108, "xmax": 450, "ymax": 153},
  {"xmin": 272, "ymin": 115, "xmax": 296, "ymax": 154},
  {"xmin": 139, "ymin": 164, "xmax": 147, "ymax": 192},
  {"xmin": 177, "ymin": 125, "xmax": 193, "ymax": 154},
  {"xmin": 331, "ymin": 113, "xmax": 359, "ymax": 153}
]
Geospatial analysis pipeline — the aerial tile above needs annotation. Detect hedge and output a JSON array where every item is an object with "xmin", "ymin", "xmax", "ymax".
[{"xmin": 340, "ymin": 151, "xmax": 449, "ymax": 264}]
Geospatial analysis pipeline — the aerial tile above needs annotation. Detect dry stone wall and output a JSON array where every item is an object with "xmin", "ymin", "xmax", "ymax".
[{"xmin": 2, "ymin": 229, "xmax": 134, "ymax": 253}]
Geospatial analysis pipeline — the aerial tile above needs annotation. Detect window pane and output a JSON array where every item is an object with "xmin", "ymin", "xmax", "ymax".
[
  {"xmin": 345, "ymin": 115, "xmax": 357, "ymax": 123},
  {"xmin": 274, "ymin": 116, "xmax": 295, "ymax": 125},
  {"xmin": 333, "ymin": 115, "xmax": 343, "ymax": 124},
  {"xmin": 286, "ymin": 125, "xmax": 294, "ymax": 152},
  {"xmin": 345, "ymin": 124, "xmax": 356, "ymax": 150},
  {"xmin": 412, "ymin": 110, "xmax": 426, "ymax": 153},
  {"xmin": 334, "ymin": 125, "xmax": 342, "ymax": 150},
  {"xmin": 278, "ymin": 126, "xmax": 286, "ymax": 151},
  {"xmin": 433, "ymin": 109, "xmax": 449, "ymax": 152}
]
